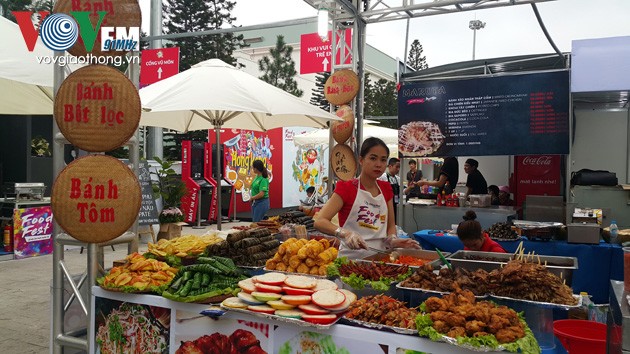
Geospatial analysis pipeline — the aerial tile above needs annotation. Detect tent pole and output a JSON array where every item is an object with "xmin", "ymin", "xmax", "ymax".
[{"xmin": 215, "ymin": 125, "xmax": 222, "ymax": 230}]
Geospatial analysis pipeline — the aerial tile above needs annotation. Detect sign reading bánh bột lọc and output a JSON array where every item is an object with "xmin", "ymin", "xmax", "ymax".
[
  {"xmin": 53, "ymin": 64, "xmax": 141, "ymax": 152},
  {"xmin": 324, "ymin": 69, "xmax": 359, "ymax": 106},
  {"xmin": 51, "ymin": 155, "xmax": 141, "ymax": 243}
]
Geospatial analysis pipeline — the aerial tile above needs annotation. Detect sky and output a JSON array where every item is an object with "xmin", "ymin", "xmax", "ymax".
[{"xmin": 141, "ymin": 0, "xmax": 630, "ymax": 68}]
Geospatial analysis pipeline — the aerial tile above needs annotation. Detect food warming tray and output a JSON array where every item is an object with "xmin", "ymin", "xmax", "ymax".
[
  {"xmin": 446, "ymin": 250, "xmax": 578, "ymax": 286},
  {"xmin": 361, "ymin": 249, "xmax": 449, "ymax": 269}
]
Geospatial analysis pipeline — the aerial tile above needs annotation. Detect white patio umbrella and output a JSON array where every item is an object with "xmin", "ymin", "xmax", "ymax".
[
  {"xmin": 0, "ymin": 16, "xmax": 54, "ymax": 114},
  {"xmin": 140, "ymin": 58, "xmax": 341, "ymax": 229}
]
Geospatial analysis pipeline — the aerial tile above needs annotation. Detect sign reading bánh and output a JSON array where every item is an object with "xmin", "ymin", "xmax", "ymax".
[
  {"xmin": 331, "ymin": 144, "xmax": 356, "ymax": 181},
  {"xmin": 52, "ymin": 0, "xmax": 141, "ymax": 57},
  {"xmin": 331, "ymin": 105, "xmax": 354, "ymax": 144},
  {"xmin": 51, "ymin": 155, "xmax": 141, "ymax": 243},
  {"xmin": 54, "ymin": 64, "xmax": 141, "ymax": 152},
  {"xmin": 324, "ymin": 69, "xmax": 359, "ymax": 106}
]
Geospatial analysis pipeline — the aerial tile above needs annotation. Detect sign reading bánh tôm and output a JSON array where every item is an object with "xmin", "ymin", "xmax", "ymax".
[
  {"xmin": 51, "ymin": 155, "xmax": 141, "ymax": 243},
  {"xmin": 54, "ymin": 65, "xmax": 141, "ymax": 152}
]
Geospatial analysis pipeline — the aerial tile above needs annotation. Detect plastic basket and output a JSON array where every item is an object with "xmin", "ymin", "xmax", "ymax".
[{"xmin": 553, "ymin": 319, "xmax": 606, "ymax": 354}]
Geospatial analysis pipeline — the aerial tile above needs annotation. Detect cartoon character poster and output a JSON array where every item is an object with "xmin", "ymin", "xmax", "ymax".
[
  {"xmin": 282, "ymin": 128, "xmax": 329, "ymax": 207},
  {"xmin": 223, "ymin": 131, "xmax": 274, "ymax": 202}
]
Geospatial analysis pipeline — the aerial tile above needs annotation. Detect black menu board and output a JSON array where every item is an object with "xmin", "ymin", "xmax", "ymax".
[
  {"xmin": 397, "ymin": 70, "xmax": 570, "ymax": 157},
  {"xmin": 121, "ymin": 159, "xmax": 159, "ymax": 225}
]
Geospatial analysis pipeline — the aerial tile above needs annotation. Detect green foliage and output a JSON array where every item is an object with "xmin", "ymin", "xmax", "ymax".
[
  {"xmin": 407, "ymin": 39, "xmax": 429, "ymax": 71},
  {"xmin": 364, "ymin": 73, "xmax": 398, "ymax": 129},
  {"xmin": 151, "ymin": 157, "xmax": 188, "ymax": 209},
  {"xmin": 162, "ymin": 0, "xmax": 246, "ymax": 71},
  {"xmin": 0, "ymin": 0, "xmax": 32, "ymax": 22},
  {"xmin": 163, "ymin": 130, "xmax": 207, "ymax": 161},
  {"xmin": 310, "ymin": 72, "xmax": 331, "ymax": 111},
  {"xmin": 258, "ymin": 35, "xmax": 303, "ymax": 97}
]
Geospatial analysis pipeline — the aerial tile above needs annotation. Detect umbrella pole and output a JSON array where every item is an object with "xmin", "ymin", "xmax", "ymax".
[{"xmin": 215, "ymin": 125, "xmax": 222, "ymax": 231}]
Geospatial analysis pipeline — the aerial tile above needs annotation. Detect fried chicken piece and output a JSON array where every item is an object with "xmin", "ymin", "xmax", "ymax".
[
  {"xmin": 451, "ymin": 304, "xmax": 475, "ymax": 318},
  {"xmin": 447, "ymin": 326, "xmax": 467, "ymax": 338},
  {"xmin": 430, "ymin": 310, "xmax": 450, "ymax": 322},
  {"xmin": 487, "ymin": 314, "xmax": 511, "ymax": 334},
  {"xmin": 495, "ymin": 325, "xmax": 525, "ymax": 343},
  {"xmin": 425, "ymin": 297, "xmax": 449, "ymax": 312},
  {"xmin": 473, "ymin": 331, "xmax": 491, "ymax": 338},
  {"xmin": 445, "ymin": 313, "xmax": 467, "ymax": 328},
  {"xmin": 433, "ymin": 320, "xmax": 451, "ymax": 334},
  {"xmin": 465, "ymin": 320, "xmax": 487, "ymax": 336},
  {"xmin": 456, "ymin": 289, "xmax": 476, "ymax": 305}
]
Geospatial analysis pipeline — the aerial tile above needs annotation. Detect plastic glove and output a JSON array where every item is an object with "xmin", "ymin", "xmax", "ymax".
[
  {"xmin": 386, "ymin": 236, "xmax": 421, "ymax": 249},
  {"xmin": 337, "ymin": 229, "xmax": 368, "ymax": 250}
]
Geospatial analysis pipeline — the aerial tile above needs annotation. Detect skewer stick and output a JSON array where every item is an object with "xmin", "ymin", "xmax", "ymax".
[{"xmin": 537, "ymin": 255, "xmax": 541, "ymax": 265}]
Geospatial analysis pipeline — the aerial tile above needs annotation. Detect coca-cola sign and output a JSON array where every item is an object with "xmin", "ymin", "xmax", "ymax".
[{"xmin": 522, "ymin": 156, "xmax": 553, "ymax": 166}]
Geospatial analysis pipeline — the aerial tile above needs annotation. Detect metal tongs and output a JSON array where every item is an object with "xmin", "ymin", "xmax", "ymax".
[{"xmin": 435, "ymin": 248, "xmax": 452, "ymax": 270}]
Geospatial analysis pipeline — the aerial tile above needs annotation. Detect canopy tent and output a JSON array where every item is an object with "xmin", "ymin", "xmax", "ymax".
[
  {"xmin": 0, "ymin": 16, "xmax": 54, "ymax": 115},
  {"xmin": 139, "ymin": 58, "xmax": 341, "ymax": 229},
  {"xmin": 293, "ymin": 124, "xmax": 399, "ymax": 157}
]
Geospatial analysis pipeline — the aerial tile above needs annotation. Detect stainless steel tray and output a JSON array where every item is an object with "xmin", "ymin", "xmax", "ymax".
[
  {"xmin": 219, "ymin": 305, "xmax": 341, "ymax": 329},
  {"xmin": 446, "ymin": 250, "xmax": 578, "ymax": 286},
  {"xmin": 490, "ymin": 293, "xmax": 582, "ymax": 309},
  {"xmin": 361, "ymin": 249, "xmax": 449, "ymax": 269},
  {"xmin": 396, "ymin": 283, "xmax": 488, "ymax": 299},
  {"xmin": 341, "ymin": 317, "xmax": 417, "ymax": 335}
]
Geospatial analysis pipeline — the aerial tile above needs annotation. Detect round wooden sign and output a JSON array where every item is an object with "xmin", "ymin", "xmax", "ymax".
[
  {"xmin": 54, "ymin": 65, "xmax": 140, "ymax": 152},
  {"xmin": 51, "ymin": 155, "xmax": 141, "ymax": 243},
  {"xmin": 53, "ymin": 0, "xmax": 141, "ymax": 57},
  {"xmin": 331, "ymin": 105, "xmax": 354, "ymax": 144},
  {"xmin": 331, "ymin": 144, "xmax": 357, "ymax": 181},
  {"xmin": 324, "ymin": 69, "xmax": 359, "ymax": 106}
]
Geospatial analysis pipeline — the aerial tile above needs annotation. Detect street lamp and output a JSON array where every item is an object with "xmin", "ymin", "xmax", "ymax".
[
  {"xmin": 469, "ymin": 19, "xmax": 486, "ymax": 60},
  {"xmin": 318, "ymin": 3, "xmax": 329, "ymax": 40}
]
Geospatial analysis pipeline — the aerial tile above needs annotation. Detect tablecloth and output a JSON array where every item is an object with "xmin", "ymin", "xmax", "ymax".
[{"xmin": 414, "ymin": 229, "xmax": 623, "ymax": 304}]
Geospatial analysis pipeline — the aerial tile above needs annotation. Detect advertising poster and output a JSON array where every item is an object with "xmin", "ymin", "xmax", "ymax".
[
  {"xmin": 514, "ymin": 155, "xmax": 562, "ymax": 206},
  {"xmin": 173, "ymin": 311, "xmax": 270, "ymax": 353},
  {"xmin": 398, "ymin": 71, "xmax": 570, "ymax": 157},
  {"xmin": 274, "ymin": 326, "xmax": 388, "ymax": 354},
  {"xmin": 94, "ymin": 297, "xmax": 170, "ymax": 354},
  {"xmin": 282, "ymin": 127, "xmax": 329, "ymax": 207},
  {"xmin": 13, "ymin": 206, "xmax": 53, "ymax": 259},
  {"xmin": 223, "ymin": 130, "xmax": 274, "ymax": 203}
]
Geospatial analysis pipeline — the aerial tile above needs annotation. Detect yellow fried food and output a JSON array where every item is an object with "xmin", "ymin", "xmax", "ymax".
[
  {"xmin": 276, "ymin": 262, "xmax": 287, "ymax": 271},
  {"xmin": 289, "ymin": 255, "xmax": 302, "ymax": 269}
]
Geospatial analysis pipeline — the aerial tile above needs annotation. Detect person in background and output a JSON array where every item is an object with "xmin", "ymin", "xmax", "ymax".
[
  {"xmin": 457, "ymin": 210, "xmax": 506, "ymax": 253},
  {"xmin": 488, "ymin": 185, "xmax": 500, "ymax": 206},
  {"xmin": 418, "ymin": 156, "xmax": 459, "ymax": 194},
  {"xmin": 498, "ymin": 185, "xmax": 515, "ymax": 206},
  {"xmin": 404, "ymin": 159, "xmax": 423, "ymax": 200},
  {"xmin": 250, "ymin": 160, "xmax": 270, "ymax": 222},
  {"xmin": 314, "ymin": 137, "xmax": 420, "ymax": 259},
  {"xmin": 379, "ymin": 157, "xmax": 401, "ymax": 219},
  {"xmin": 464, "ymin": 158, "xmax": 488, "ymax": 199},
  {"xmin": 299, "ymin": 186, "xmax": 324, "ymax": 214}
]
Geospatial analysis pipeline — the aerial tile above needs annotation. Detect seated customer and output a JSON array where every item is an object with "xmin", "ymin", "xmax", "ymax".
[
  {"xmin": 457, "ymin": 210, "xmax": 506, "ymax": 253},
  {"xmin": 299, "ymin": 186, "xmax": 324, "ymax": 214},
  {"xmin": 488, "ymin": 185, "xmax": 500, "ymax": 206},
  {"xmin": 498, "ymin": 185, "xmax": 514, "ymax": 206}
]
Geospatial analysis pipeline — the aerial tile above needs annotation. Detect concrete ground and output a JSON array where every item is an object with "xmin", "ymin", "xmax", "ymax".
[{"xmin": 0, "ymin": 221, "xmax": 250, "ymax": 354}]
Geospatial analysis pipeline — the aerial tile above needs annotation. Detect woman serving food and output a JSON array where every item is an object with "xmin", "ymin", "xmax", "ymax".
[{"xmin": 314, "ymin": 137, "xmax": 420, "ymax": 259}]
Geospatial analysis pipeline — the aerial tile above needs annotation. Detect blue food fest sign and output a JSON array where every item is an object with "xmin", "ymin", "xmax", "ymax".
[{"xmin": 397, "ymin": 70, "xmax": 570, "ymax": 157}]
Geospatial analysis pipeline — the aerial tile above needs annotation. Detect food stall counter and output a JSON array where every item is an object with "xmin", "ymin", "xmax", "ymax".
[
  {"xmin": 401, "ymin": 203, "xmax": 518, "ymax": 233},
  {"xmin": 414, "ymin": 230, "xmax": 622, "ymax": 304}
]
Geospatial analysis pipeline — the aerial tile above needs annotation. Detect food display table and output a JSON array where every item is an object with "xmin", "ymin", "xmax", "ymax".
[
  {"xmin": 91, "ymin": 286, "xmax": 487, "ymax": 354},
  {"xmin": 401, "ymin": 204, "xmax": 518, "ymax": 234},
  {"xmin": 414, "ymin": 230, "xmax": 623, "ymax": 304}
]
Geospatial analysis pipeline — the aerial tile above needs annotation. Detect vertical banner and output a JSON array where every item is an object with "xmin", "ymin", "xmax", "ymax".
[
  {"xmin": 181, "ymin": 141, "xmax": 201, "ymax": 223},
  {"xmin": 514, "ymin": 155, "xmax": 562, "ymax": 206},
  {"xmin": 13, "ymin": 206, "xmax": 53, "ymax": 259},
  {"xmin": 223, "ymin": 131, "xmax": 275, "ymax": 202},
  {"xmin": 282, "ymin": 127, "xmax": 329, "ymax": 207}
]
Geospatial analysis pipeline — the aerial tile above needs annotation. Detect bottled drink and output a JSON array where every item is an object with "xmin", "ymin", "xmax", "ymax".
[{"xmin": 610, "ymin": 220, "xmax": 619, "ymax": 244}]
